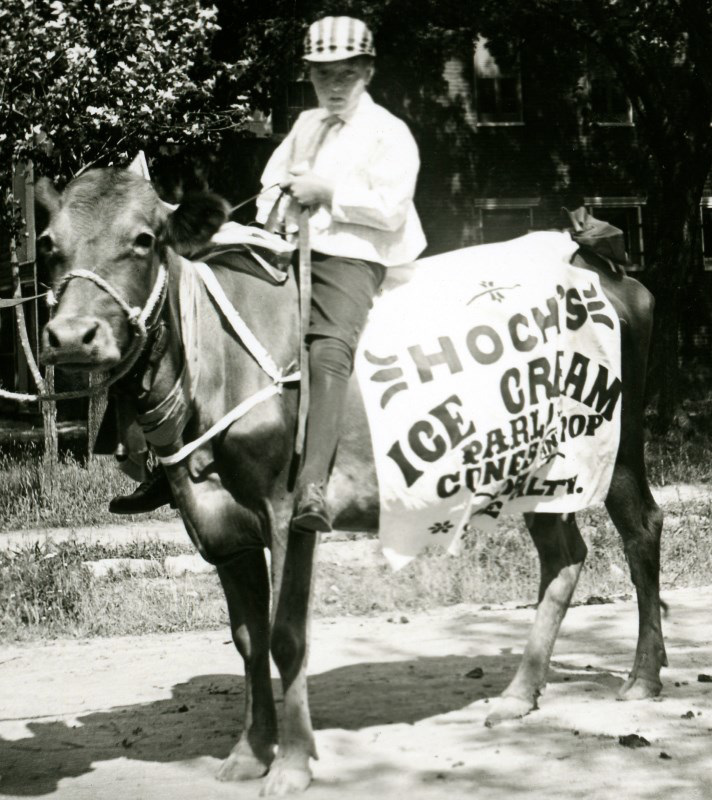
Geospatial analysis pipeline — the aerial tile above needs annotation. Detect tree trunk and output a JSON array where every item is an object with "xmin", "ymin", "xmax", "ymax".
[{"xmin": 41, "ymin": 367, "xmax": 58, "ymax": 492}]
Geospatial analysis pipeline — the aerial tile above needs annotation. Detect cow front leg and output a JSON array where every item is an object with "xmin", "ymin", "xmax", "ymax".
[
  {"xmin": 486, "ymin": 512, "xmax": 586, "ymax": 726},
  {"xmin": 215, "ymin": 548, "xmax": 278, "ymax": 781},
  {"xmin": 262, "ymin": 529, "xmax": 319, "ymax": 796}
]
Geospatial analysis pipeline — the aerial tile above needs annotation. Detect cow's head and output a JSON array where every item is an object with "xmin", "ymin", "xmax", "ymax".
[{"xmin": 38, "ymin": 168, "xmax": 228, "ymax": 371}]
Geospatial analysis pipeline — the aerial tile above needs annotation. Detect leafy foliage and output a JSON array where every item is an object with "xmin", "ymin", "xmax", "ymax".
[{"xmin": 0, "ymin": 0, "xmax": 247, "ymax": 235}]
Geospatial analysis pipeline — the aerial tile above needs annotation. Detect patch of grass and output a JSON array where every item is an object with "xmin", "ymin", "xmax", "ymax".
[
  {"xmin": 0, "ymin": 448, "xmax": 178, "ymax": 531},
  {"xmin": 1, "ymin": 403, "xmax": 711, "ymax": 534},
  {"xmin": 80, "ymin": 575, "xmax": 229, "ymax": 638},
  {"xmin": 75, "ymin": 539, "xmax": 194, "ymax": 561},
  {"xmin": 317, "ymin": 501, "xmax": 712, "ymax": 617},
  {"xmin": 644, "ymin": 393, "xmax": 712, "ymax": 485},
  {"xmin": 315, "ymin": 524, "xmax": 540, "ymax": 616},
  {"xmin": 645, "ymin": 432, "xmax": 712, "ymax": 485},
  {"xmin": 3, "ymin": 414, "xmax": 712, "ymax": 534},
  {"xmin": 0, "ymin": 541, "xmax": 92, "ymax": 636},
  {"xmin": 3, "ymin": 498, "xmax": 711, "ymax": 641},
  {"xmin": 0, "ymin": 539, "xmax": 222, "ymax": 642}
]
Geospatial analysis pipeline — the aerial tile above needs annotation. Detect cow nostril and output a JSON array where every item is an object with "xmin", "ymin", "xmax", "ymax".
[
  {"xmin": 47, "ymin": 329, "xmax": 60, "ymax": 349},
  {"xmin": 82, "ymin": 323, "xmax": 99, "ymax": 345}
]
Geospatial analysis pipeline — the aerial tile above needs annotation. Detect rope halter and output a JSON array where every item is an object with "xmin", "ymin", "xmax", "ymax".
[
  {"xmin": 49, "ymin": 263, "xmax": 168, "ymax": 377},
  {"xmin": 0, "ymin": 263, "xmax": 168, "ymax": 404}
]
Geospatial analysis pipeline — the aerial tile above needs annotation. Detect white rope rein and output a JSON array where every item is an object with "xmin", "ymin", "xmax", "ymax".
[
  {"xmin": 159, "ymin": 376, "xmax": 299, "ymax": 466},
  {"xmin": 192, "ymin": 261, "xmax": 283, "ymax": 381},
  {"xmin": 156, "ymin": 260, "xmax": 300, "ymax": 465}
]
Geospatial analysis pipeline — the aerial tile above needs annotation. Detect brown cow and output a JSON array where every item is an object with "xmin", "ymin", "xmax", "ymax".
[{"xmin": 38, "ymin": 168, "xmax": 665, "ymax": 795}]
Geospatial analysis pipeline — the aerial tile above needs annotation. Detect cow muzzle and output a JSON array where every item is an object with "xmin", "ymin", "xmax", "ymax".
[
  {"xmin": 40, "ymin": 264, "xmax": 168, "ymax": 378},
  {"xmin": 42, "ymin": 314, "xmax": 122, "ymax": 370}
]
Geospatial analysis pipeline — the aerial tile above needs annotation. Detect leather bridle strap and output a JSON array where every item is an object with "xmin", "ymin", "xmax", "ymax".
[{"xmin": 295, "ymin": 209, "xmax": 312, "ymax": 456}]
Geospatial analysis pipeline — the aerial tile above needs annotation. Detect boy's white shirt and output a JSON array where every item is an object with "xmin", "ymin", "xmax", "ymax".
[{"xmin": 256, "ymin": 92, "xmax": 427, "ymax": 267}]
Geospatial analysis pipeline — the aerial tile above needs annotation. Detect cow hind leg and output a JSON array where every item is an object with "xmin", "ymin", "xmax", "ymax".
[
  {"xmin": 605, "ymin": 464, "xmax": 666, "ymax": 699},
  {"xmin": 485, "ymin": 512, "xmax": 586, "ymax": 727},
  {"xmin": 215, "ymin": 548, "xmax": 278, "ymax": 781}
]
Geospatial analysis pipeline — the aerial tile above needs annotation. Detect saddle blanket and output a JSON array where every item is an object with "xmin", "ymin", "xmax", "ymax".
[{"xmin": 355, "ymin": 232, "xmax": 622, "ymax": 570}]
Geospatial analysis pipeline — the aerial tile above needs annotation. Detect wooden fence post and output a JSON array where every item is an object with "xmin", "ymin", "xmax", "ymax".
[
  {"xmin": 87, "ymin": 372, "xmax": 108, "ymax": 461},
  {"xmin": 11, "ymin": 160, "xmax": 58, "ymax": 478}
]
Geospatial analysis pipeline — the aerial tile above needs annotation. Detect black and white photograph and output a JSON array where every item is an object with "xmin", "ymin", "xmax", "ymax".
[{"xmin": 1, "ymin": 2, "xmax": 712, "ymax": 798}]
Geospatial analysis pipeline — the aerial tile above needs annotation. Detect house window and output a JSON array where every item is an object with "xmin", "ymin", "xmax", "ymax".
[
  {"xmin": 700, "ymin": 201, "xmax": 712, "ymax": 270},
  {"xmin": 473, "ymin": 37, "xmax": 523, "ymax": 126},
  {"xmin": 585, "ymin": 54, "xmax": 632, "ymax": 126},
  {"xmin": 590, "ymin": 76, "xmax": 632, "ymax": 124},
  {"xmin": 584, "ymin": 198, "xmax": 645, "ymax": 269},
  {"xmin": 475, "ymin": 199, "xmax": 538, "ymax": 244}
]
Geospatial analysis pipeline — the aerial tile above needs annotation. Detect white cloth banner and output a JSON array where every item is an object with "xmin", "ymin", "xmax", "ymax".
[{"xmin": 355, "ymin": 232, "xmax": 622, "ymax": 570}]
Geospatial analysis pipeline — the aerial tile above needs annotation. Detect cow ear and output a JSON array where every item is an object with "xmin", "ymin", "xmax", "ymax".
[
  {"xmin": 35, "ymin": 177, "xmax": 62, "ymax": 218},
  {"xmin": 164, "ymin": 192, "xmax": 230, "ymax": 256}
]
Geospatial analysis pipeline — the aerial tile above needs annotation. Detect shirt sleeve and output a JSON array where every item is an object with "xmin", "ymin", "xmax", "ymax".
[
  {"xmin": 255, "ymin": 130, "xmax": 296, "ymax": 225},
  {"xmin": 329, "ymin": 122, "xmax": 420, "ymax": 232}
]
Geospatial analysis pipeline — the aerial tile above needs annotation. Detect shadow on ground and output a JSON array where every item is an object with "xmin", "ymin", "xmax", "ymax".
[{"xmin": 0, "ymin": 654, "xmax": 622, "ymax": 796}]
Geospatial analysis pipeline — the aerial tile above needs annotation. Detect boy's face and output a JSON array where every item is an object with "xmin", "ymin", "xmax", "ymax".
[{"xmin": 309, "ymin": 57, "xmax": 374, "ymax": 116}]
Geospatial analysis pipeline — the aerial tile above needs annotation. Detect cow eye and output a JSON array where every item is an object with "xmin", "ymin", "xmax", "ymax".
[{"xmin": 133, "ymin": 232, "xmax": 155, "ymax": 253}]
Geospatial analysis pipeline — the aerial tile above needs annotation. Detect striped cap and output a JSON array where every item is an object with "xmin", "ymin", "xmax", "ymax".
[{"xmin": 303, "ymin": 16, "xmax": 375, "ymax": 62}]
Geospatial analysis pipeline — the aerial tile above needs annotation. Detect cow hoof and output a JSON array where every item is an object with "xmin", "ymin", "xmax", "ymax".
[
  {"xmin": 217, "ymin": 751, "xmax": 270, "ymax": 782},
  {"xmin": 260, "ymin": 762, "xmax": 312, "ymax": 796},
  {"xmin": 217, "ymin": 739, "xmax": 273, "ymax": 782},
  {"xmin": 618, "ymin": 675, "xmax": 662, "ymax": 700},
  {"xmin": 484, "ymin": 695, "xmax": 536, "ymax": 727}
]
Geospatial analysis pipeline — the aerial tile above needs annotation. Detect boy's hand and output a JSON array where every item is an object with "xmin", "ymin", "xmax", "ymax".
[{"xmin": 282, "ymin": 166, "xmax": 334, "ymax": 207}]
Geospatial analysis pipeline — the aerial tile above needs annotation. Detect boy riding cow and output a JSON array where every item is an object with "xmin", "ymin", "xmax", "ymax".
[
  {"xmin": 111, "ymin": 15, "xmax": 427, "ymax": 533},
  {"xmin": 36, "ymin": 17, "xmax": 665, "ymax": 793}
]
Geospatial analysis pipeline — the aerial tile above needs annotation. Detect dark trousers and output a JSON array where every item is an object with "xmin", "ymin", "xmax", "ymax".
[{"xmin": 298, "ymin": 252, "xmax": 385, "ymax": 487}]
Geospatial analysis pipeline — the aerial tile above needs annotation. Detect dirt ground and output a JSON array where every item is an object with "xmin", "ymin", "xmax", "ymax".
[{"xmin": 2, "ymin": 583, "xmax": 712, "ymax": 800}]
